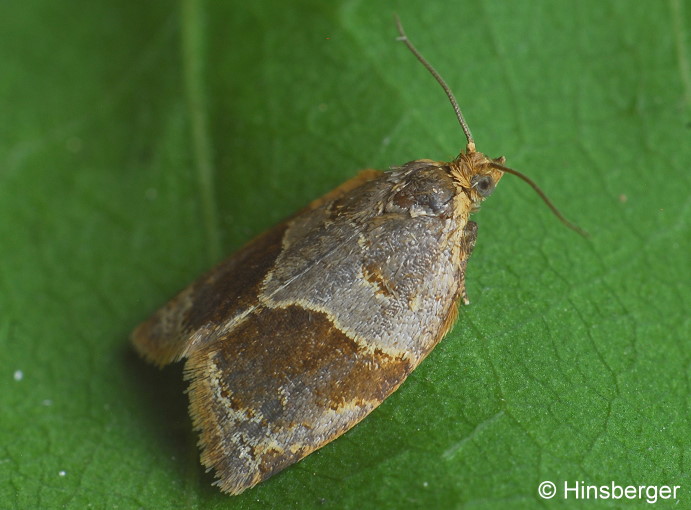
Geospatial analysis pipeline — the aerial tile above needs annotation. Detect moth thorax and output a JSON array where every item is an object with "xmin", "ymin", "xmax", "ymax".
[{"xmin": 386, "ymin": 163, "xmax": 456, "ymax": 218}]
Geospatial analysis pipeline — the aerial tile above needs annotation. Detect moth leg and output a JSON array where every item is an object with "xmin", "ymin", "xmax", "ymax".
[{"xmin": 459, "ymin": 221, "xmax": 478, "ymax": 305}]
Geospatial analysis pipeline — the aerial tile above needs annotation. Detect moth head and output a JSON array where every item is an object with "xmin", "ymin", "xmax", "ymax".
[{"xmin": 449, "ymin": 152, "xmax": 505, "ymax": 210}]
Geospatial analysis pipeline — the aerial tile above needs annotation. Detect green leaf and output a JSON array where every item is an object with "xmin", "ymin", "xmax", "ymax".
[{"xmin": 1, "ymin": 0, "xmax": 688, "ymax": 509}]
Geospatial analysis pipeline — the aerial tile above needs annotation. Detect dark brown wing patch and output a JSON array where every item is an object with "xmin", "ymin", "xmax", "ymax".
[
  {"xmin": 132, "ymin": 170, "xmax": 383, "ymax": 368},
  {"xmin": 131, "ymin": 222, "xmax": 288, "ymax": 366},
  {"xmin": 184, "ymin": 303, "xmax": 411, "ymax": 494}
]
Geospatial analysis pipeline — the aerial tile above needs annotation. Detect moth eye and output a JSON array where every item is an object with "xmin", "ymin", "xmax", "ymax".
[{"xmin": 471, "ymin": 174, "xmax": 495, "ymax": 198}]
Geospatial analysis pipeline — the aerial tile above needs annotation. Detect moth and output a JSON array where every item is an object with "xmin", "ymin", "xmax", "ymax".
[{"xmin": 132, "ymin": 19, "xmax": 582, "ymax": 495}]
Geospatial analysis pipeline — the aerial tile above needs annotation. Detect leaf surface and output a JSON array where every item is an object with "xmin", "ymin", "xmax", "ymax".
[{"xmin": 0, "ymin": 1, "xmax": 688, "ymax": 508}]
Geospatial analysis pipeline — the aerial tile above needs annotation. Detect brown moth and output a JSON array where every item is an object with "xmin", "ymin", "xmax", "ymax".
[{"xmin": 132, "ymin": 19, "xmax": 582, "ymax": 495}]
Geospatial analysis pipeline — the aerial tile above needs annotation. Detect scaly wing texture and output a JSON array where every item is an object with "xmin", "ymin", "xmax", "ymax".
[
  {"xmin": 131, "ymin": 170, "xmax": 382, "ymax": 366},
  {"xmin": 131, "ymin": 221, "xmax": 289, "ymax": 366},
  {"xmin": 185, "ymin": 304, "xmax": 412, "ymax": 493}
]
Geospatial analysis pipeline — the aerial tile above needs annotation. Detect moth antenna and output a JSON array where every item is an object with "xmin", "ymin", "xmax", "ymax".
[
  {"xmin": 395, "ymin": 15, "xmax": 475, "ymax": 153},
  {"xmin": 489, "ymin": 162, "xmax": 589, "ymax": 237},
  {"xmin": 395, "ymin": 17, "xmax": 584, "ymax": 237}
]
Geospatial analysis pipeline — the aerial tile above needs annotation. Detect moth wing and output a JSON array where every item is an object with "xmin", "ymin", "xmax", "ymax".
[
  {"xmin": 134, "ymin": 161, "xmax": 471, "ymax": 495},
  {"xmin": 184, "ymin": 304, "xmax": 412, "ymax": 494},
  {"xmin": 131, "ymin": 169, "xmax": 381, "ymax": 367},
  {"xmin": 131, "ymin": 221, "xmax": 287, "ymax": 367},
  {"xmin": 182, "ymin": 163, "xmax": 470, "ymax": 494}
]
